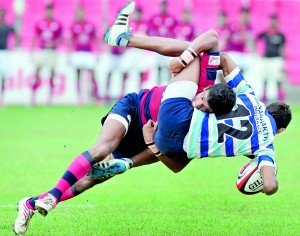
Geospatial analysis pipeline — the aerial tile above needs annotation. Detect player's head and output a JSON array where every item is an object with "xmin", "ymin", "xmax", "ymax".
[
  {"xmin": 207, "ymin": 83, "xmax": 236, "ymax": 115},
  {"xmin": 182, "ymin": 9, "xmax": 192, "ymax": 23},
  {"xmin": 240, "ymin": 7, "xmax": 250, "ymax": 24},
  {"xmin": 76, "ymin": 6, "xmax": 85, "ymax": 21},
  {"xmin": 266, "ymin": 102, "xmax": 292, "ymax": 132},
  {"xmin": 270, "ymin": 14, "xmax": 278, "ymax": 28},
  {"xmin": 218, "ymin": 11, "xmax": 227, "ymax": 27},
  {"xmin": 0, "ymin": 8, "xmax": 6, "ymax": 22},
  {"xmin": 160, "ymin": 0, "xmax": 168, "ymax": 14},
  {"xmin": 45, "ymin": 4, "xmax": 54, "ymax": 18},
  {"xmin": 192, "ymin": 83, "xmax": 236, "ymax": 115}
]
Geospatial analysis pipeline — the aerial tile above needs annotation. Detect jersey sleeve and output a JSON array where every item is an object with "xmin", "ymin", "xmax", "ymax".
[
  {"xmin": 224, "ymin": 67, "xmax": 255, "ymax": 95},
  {"xmin": 254, "ymin": 146, "xmax": 276, "ymax": 171}
]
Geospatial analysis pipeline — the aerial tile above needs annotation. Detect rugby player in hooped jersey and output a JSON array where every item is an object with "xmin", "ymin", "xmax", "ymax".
[{"xmin": 12, "ymin": 2, "xmax": 236, "ymax": 234}]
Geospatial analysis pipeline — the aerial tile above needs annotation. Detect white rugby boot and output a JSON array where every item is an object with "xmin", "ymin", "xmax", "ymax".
[
  {"xmin": 104, "ymin": 1, "xmax": 135, "ymax": 47},
  {"xmin": 35, "ymin": 193, "xmax": 57, "ymax": 217},
  {"xmin": 13, "ymin": 197, "xmax": 35, "ymax": 235}
]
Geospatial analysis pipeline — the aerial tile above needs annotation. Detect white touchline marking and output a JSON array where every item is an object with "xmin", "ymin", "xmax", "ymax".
[{"xmin": 0, "ymin": 203, "xmax": 94, "ymax": 209}]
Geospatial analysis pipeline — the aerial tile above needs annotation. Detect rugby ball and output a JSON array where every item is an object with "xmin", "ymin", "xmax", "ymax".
[{"xmin": 236, "ymin": 158, "xmax": 263, "ymax": 195}]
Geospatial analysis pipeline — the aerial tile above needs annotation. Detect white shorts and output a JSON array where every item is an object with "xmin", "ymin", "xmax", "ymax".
[
  {"xmin": 152, "ymin": 53, "xmax": 172, "ymax": 67},
  {"xmin": 262, "ymin": 57, "xmax": 285, "ymax": 82},
  {"xmin": 70, "ymin": 51, "xmax": 97, "ymax": 70},
  {"xmin": 0, "ymin": 50, "xmax": 12, "ymax": 78},
  {"xmin": 100, "ymin": 52, "xmax": 126, "ymax": 72},
  {"xmin": 121, "ymin": 48, "xmax": 155, "ymax": 71},
  {"xmin": 227, "ymin": 51, "xmax": 250, "ymax": 71},
  {"xmin": 33, "ymin": 49, "xmax": 57, "ymax": 69}
]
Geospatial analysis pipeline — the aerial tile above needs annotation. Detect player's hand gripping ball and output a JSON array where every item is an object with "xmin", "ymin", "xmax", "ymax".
[{"xmin": 236, "ymin": 158, "xmax": 277, "ymax": 195}]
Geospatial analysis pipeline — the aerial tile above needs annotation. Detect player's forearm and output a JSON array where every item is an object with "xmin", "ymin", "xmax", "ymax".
[
  {"xmin": 128, "ymin": 29, "xmax": 218, "ymax": 57},
  {"xmin": 156, "ymin": 153, "xmax": 191, "ymax": 173},
  {"xmin": 260, "ymin": 165, "xmax": 278, "ymax": 195},
  {"xmin": 131, "ymin": 148, "xmax": 159, "ymax": 167},
  {"xmin": 128, "ymin": 35, "xmax": 189, "ymax": 56}
]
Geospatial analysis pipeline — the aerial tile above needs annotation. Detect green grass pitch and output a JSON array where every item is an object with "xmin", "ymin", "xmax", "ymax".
[{"xmin": 1, "ymin": 105, "xmax": 300, "ymax": 236}]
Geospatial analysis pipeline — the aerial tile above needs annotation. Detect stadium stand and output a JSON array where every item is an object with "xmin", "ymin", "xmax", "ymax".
[{"xmin": 0, "ymin": 0, "xmax": 299, "ymax": 105}]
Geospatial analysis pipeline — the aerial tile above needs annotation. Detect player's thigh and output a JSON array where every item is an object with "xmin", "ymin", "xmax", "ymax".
[
  {"xmin": 89, "ymin": 119, "xmax": 126, "ymax": 159},
  {"xmin": 90, "ymin": 92, "xmax": 140, "ymax": 159},
  {"xmin": 112, "ymin": 121, "xmax": 147, "ymax": 159}
]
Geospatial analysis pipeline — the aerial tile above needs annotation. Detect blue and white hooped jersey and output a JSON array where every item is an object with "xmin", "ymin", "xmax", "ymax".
[{"xmin": 184, "ymin": 68, "xmax": 277, "ymax": 166}]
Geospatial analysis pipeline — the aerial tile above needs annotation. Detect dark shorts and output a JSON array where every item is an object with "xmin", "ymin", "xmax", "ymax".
[
  {"xmin": 101, "ymin": 93, "xmax": 147, "ymax": 159},
  {"xmin": 154, "ymin": 97, "xmax": 194, "ymax": 158}
]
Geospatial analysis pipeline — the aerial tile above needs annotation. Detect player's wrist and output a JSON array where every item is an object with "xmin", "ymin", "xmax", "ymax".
[
  {"xmin": 146, "ymin": 141, "xmax": 162, "ymax": 157},
  {"xmin": 177, "ymin": 47, "xmax": 197, "ymax": 67}
]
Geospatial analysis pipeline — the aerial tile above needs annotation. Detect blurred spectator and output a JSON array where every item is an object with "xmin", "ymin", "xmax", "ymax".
[
  {"xmin": 102, "ymin": 46, "xmax": 128, "ymax": 103},
  {"xmin": 121, "ymin": 7, "xmax": 152, "ymax": 92},
  {"xmin": 147, "ymin": 0, "xmax": 177, "ymax": 38},
  {"xmin": 257, "ymin": 15, "xmax": 286, "ymax": 103},
  {"xmin": 31, "ymin": 4, "xmax": 62, "ymax": 105},
  {"xmin": 13, "ymin": 0, "xmax": 25, "ymax": 46},
  {"xmin": 222, "ymin": 7, "xmax": 254, "ymax": 73},
  {"xmin": 68, "ymin": 6, "xmax": 99, "ymax": 105},
  {"xmin": 147, "ymin": 0, "xmax": 177, "ymax": 85},
  {"xmin": 216, "ymin": 11, "xmax": 229, "ymax": 51},
  {"xmin": 0, "ymin": 8, "xmax": 16, "ymax": 104},
  {"xmin": 174, "ymin": 8, "xmax": 197, "ymax": 41}
]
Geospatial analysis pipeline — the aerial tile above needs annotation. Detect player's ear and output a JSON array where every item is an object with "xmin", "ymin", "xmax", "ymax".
[{"xmin": 276, "ymin": 128, "xmax": 285, "ymax": 134}]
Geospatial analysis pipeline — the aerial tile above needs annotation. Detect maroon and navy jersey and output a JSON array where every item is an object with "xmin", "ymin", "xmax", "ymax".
[
  {"xmin": 147, "ymin": 13, "xmax": 177, "ymax": 38},
  {"xmin": 174, "ymin": 22, "xmax": 196, "ymax": 41},
  {"xmin": 70, "ymin": 21, "xmax": 96, "ymax": 51},
  {"xmin": 223, "ymin": 22, "xmax": 252, "ymax": 52},
  {"xmin": 137, "ymin": 52, "xmax": 219, "ymax": 125},
  {"xmin": 138, "ymin": 86, "xmax": 166, "ymax": 125},
  {"xmin": 130, "ymin": 19, "xmax": 148, "ymax": 35},
  {"xmin": 35, "ymin": 18, "xmax": 62, "ymax": 49}
]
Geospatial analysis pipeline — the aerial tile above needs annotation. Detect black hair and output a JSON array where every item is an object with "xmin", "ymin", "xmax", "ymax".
[
  {"xmin": 220, "ymin": 11, "xmax": 227, "ymax": 17},
  {"xmin": 266, "ymin": 102, "xmax": 292, "ymax": 129},
  {"xmin": 207, "ymin": 83, "xmax": 236, "ymax": 115},
  {"xmin": 240, "ymin": 7, "xmax": 249, "ymax": 14},
  {"xmin": 270, "ymin": 14, "xmax": 278, "ymax": 20}
]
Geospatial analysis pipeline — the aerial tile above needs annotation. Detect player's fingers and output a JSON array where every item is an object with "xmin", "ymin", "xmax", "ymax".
[
  {"xmin": 145, "ymin": 119, "xmax": 152, "ymax": 126},
  {"xmin": 148, "ymin": 119, "xmax": 155, "ymax": 127}
]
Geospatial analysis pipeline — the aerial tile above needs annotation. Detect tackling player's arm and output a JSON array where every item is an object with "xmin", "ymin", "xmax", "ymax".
[
  {"xmin": 142, "ymin": 120, "xmax": 191, "ymax": 173},
  {"xmin": 258, "ymin": 153, "xmax": 278, "ymax": 195},
  {"xmin": 260, "ymin": 165, "xmax": 278, "ymax": 195},
  {"xmin": 168, "ymin": 29, "xmax": 219, "ymax": 77}
]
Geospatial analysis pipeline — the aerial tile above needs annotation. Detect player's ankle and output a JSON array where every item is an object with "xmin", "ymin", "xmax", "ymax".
[{"xmin": 121, "ymin": 158, "xmax": 134, "ymax": 168}]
